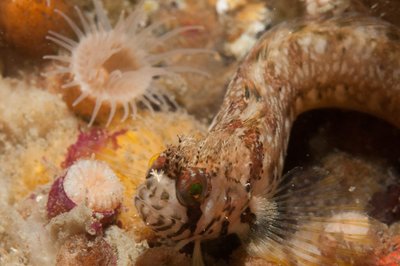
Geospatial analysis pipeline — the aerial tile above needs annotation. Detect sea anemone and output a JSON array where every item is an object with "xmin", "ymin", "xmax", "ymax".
[
  {"xmin": 44, "ymin": 0, "xmax": 211, "ymax": 126},
  {"xmin": 47, "ymin": 159, "xmax": 124, "ymax": 232}
]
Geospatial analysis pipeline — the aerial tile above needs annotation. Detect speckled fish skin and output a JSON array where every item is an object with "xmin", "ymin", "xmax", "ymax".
[
  {"xmin": 212, "ymin": 13, "xmax": 400, "ymax": 195},
  {"xmin": 135, "ymin": 7, "xmax": 400, "ymax": 257}
]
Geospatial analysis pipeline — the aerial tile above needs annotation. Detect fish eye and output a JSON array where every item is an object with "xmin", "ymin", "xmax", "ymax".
[{"xmin": 176, "ymin": 167, "xmax": 208, "ymax": 206}]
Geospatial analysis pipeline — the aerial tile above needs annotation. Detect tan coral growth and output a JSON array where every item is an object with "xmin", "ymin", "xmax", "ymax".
[{"xmin": 0, "ymin": 77, "xmax": 78, "ymax": 202}]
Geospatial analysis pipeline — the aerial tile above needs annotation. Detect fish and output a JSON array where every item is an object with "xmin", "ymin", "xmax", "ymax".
[{"xmin": 134, "ymin": 2, "xmax": 400, "ymax": 265}]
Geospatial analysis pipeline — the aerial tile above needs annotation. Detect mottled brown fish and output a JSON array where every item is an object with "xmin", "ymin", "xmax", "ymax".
[{"xmin": 134, "ymin": 1, "xmax": 400, "ymax": 265}]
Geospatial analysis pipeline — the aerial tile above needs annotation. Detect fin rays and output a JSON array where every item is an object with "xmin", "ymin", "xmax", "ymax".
[{"xmin": 249, "ymin": 166, "xmax": 374, "ymax": 265}]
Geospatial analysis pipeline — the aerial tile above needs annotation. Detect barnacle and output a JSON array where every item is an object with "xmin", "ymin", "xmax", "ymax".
[{"xmin": 44, "ymin": 0, "xmax": 211, "ymax": 126}]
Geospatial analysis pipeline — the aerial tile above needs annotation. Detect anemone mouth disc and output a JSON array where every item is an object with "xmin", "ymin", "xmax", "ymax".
[{"xmin": 63, "ymin": 159, "xmax": 124, "ymax": 212}]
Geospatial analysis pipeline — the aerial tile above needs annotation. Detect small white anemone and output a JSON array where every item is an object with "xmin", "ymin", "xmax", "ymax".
[
  {"xmin": 63, "ymin": 159, "xmax": 124, "ymax": 212},
  {"xmin": 44, "ymin": 0, "xmax": 211, "ymax": 126}
]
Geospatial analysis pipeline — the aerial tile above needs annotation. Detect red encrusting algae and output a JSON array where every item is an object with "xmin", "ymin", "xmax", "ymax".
[{"xmin": 62, "ymin": 127, "xmax": 126, "ymax": 168}]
